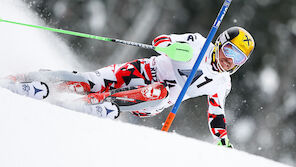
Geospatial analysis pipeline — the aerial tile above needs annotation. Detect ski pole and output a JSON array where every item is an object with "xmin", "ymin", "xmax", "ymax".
[
  {"xmin": 0, "ymin": 18, "xmax": 193, "ymax": 62},
  {"xmin": 161, "ymin": 0, "xmax": 232, "ymax": 132}
]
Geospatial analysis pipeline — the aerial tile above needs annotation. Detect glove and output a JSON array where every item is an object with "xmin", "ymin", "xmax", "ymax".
[
  {"xmin": 152, "ymin": 35, "xmax": 171, "ymax": 47},
  {"xmin": 217, "ymin": 138, "xmax": 233, "ymax": 148}
]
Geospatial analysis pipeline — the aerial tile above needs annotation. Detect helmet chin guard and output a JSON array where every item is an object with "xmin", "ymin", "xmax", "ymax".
[{"xmin": 214, "ymin": 26, "xmax": 255, "ymax": 75}]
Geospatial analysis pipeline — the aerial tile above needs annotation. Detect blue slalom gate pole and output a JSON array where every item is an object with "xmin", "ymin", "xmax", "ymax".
[{"xmin": 161, "ymin": 0, "xmax": 232, "ymax": 131}]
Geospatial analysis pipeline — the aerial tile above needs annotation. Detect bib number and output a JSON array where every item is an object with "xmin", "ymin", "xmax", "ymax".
[{"xmin": 178, "ymin": 69, "xmax": 212, "ymax": 88}]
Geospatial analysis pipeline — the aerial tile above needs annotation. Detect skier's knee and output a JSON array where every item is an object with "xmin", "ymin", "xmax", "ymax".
[{"xmin": 57, "ymin": 81, "xmax": 91, "ymax": 94}]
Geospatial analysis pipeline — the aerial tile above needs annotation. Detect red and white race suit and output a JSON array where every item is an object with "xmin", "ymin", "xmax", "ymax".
[
  {"xmin": 10, "ymin": 33, "xmax": 231, "ymax": 140},
  {"xmin": 75, "ymin": 33, "xmax": 231, "ymax": 140}
]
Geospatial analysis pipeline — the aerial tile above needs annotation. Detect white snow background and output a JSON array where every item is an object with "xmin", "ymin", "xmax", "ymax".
[{"xmin": 0, "ymin": 0, "xmax": 291, "ymax": 167}]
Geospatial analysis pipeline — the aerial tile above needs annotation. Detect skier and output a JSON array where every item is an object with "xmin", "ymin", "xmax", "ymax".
[{"xmin": 1, "ymin": 26, "xmax": 255, "ymax": 148}]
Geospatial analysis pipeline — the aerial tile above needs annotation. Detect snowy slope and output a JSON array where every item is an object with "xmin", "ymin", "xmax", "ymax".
[
  {"xmin": 0, "ymin": 88, "xmax": 290, "ymax": 167},
  {"xmin": 0, "ymin": 1, "xmax": 291, "ymax": 167}
]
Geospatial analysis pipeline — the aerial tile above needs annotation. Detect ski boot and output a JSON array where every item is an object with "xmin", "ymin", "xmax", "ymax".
[
  {"xmin": 1, "ymin": 80, "xmax": 49, "ymax": 100},
  {"xmin": 83, "ymin": 101, "xmax": 120, "ymax": 119}
]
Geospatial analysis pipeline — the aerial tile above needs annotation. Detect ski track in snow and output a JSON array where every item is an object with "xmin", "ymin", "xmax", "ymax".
[{"xmin": 0, "ymin": 0, "xmax": 291, "ymax": 167}]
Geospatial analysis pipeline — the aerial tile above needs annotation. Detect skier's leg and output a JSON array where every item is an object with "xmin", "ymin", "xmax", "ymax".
[
  {"xmin": 63, "ymin": 100, "xmax": 120, "ymax": 119},
  {"xmin": 55, "ymin": 58, "xmax": 157, "ymax": 94},
  {"xmin": 18, "ymin": 65, "xmax": 121, "ymax": 94},
  {"xmin": 3, "ymin": 57, "xmax": 156, "ymax": 95},
  {"xmin": 76, "ymin": 58, "xmax": 157, "ymax": 93},
  {"xmin": 84, "ymin": 82, "xmax": 169, "ymax": 117},
  {"xmin": 79, "ymin": 58, "xmax": 165, "ymax": 118},
  {"xmin": 24, "ymin": 70, "xmax": 93, "ymax": 94},
  {"xmin": 0, "ymin": 58, "xmax": 159, "ymax": 119},
  {"xmin": 62, "ymin": 82, "xmax": 168, "ymax": 119},
  {"xmin": 3, "ymin": 69, "xmax": 106, "ymax": 94}
]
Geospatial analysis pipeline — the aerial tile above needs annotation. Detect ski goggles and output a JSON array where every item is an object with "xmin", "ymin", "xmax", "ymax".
[{"xmin": 221, "ymin": 42, "xmax": 248, "ymax": 65}]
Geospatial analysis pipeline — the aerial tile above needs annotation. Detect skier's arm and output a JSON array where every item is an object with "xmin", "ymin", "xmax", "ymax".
[
  {"xmin": 152, "ymin": 34, "xmax": 172, "ymax": 47},
  {"xmin": 207, "ymin": 87, "xmax": 233, "ymax": 148},
  {"xmin": 207, "ymin": 93, "xmax": 228, "ymax": 139},
  {"xmin": 152, "ymin": 33, "xmax": 203, "ymax": 49}
]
